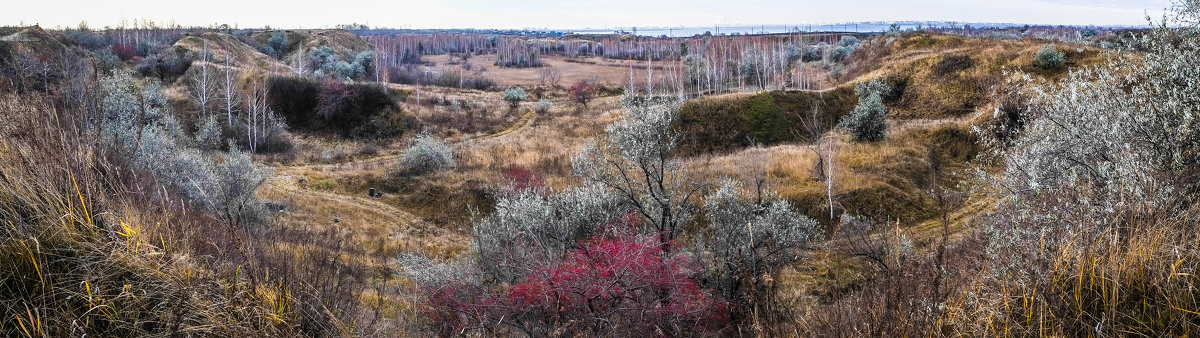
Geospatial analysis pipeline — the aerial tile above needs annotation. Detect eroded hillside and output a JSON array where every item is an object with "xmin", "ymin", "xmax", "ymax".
[{"xmin": 4, "ymin": 20, "xmax": 1192, "ymax": 336}]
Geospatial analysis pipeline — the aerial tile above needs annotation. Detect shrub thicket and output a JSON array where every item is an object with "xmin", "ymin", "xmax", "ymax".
[
  {"xmin": 134, "ymin": 53, "xmax": 193, "ymax": 81},
  {"xmin": 267, "ymin": 76, "xmax": 413, "ymax": 138},
  {"xmin": 255, "ymin": 30, "xmax": 289, "ymax": 59},
  {"xmin": 830, "ymin": 45, "xmax": 853, "ymax": 62},
  {"xmin": 400, "ymin": 96, "xmax": 820, "ymax": 335},
  {"xmin": 309, "ymin": 46, "xmax": 374, "ymax": 81},
  {"xmin": 386, "ymin": 65, "xmax": 496, "ymax": 90}
]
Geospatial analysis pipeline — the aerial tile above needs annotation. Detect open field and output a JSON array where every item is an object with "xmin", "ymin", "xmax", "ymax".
[{"xmin": 422, "ymin": 54, "xmax": 668, "ymax": 87}]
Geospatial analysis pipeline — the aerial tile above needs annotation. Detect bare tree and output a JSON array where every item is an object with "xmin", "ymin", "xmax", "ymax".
[
  {"xmin": 57, "ymin": 50, "xmax": 91, "ymax": 112},
  {"xmin": 220, "ymin": 55, "xmax": 240, "ymax": 127},
  {"xmin": 189, "ymin": 41, "xmax": 216, "ymax": 119},
  {"xmin": 537, "ymin": 67, "xmax": 561, "ymax": 87},
  {"xmin": 799, "ymin": 102, "xmax": 837, "ymax": 220},
  {"xmin": 244, "ymin": 80, "xmax": 271, "ymax": 153}
]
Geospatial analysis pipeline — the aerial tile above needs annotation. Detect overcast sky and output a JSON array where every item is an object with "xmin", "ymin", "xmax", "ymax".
[{"xmin": 3, "ymin": 0, "xmax": 1174, "ymax": 30}]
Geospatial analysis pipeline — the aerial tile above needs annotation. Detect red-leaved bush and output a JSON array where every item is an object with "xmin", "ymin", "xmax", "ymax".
[
  {"xmin": 502, "ymin": 165, "xmax": 544, "ymax": 193},
  {"xmin": 568, "ymin": 80, "xmax": 595, "ymax": 108},
  {"xmin": 111, "ymin": 43, "xmax": 136, "ymax": 61},
  {"xmin": 422, "ymin": 232, "xmax": 729, "ymax": 336}
]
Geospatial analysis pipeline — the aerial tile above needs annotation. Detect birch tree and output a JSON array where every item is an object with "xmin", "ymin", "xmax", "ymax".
[
  {"xmin": 801, "ymin": 103, "xmax": 837, "ymax": 219},
  {"xmin": 188, "ymin": 41, "xmax": 216, "ymax": 118},
  {"xmin": 220, "ymin": 54, "xmax": 240, "ymax": 127},
  {"xmin": 244, "ymin": 81, "xmax": 270, "ymax": 153}
]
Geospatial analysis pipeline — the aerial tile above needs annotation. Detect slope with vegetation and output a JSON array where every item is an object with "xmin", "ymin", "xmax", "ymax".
[{"xmin": 3, "ymin": 5, "xmax": 1198, "ymax": 335}]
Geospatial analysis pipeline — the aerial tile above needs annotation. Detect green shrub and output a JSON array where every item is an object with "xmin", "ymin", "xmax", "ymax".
[
  {"xmin": 535, "ymin": 98, "xmax": 553, "ymax": 114},
  {"xmin": 839, "ymin": 36, "xmax": 861, "ymax": 48},
  {"xmin": 802, "ymin": 45, "xmax": 823, "ymax": 62},
  {"xmin": 742, "ymin": 92, "xmax": 785, "ymax": 144},
  {"xmin": 841, "ymin": 79, "xmax": 889, "ymax": 142},
  {"xmin": 398, "ymin": 130, "xmax": 454, "ymax": 176},
  {"xmin": 830, "ymin": 46, "xmax": 853, "ymax": 62},
  {"xmin": 309, "ymin": 46, "xmax": 373, "ymax": 81},
  {"xmin": 195, "ymin": 115, "xmax": 224, "ymax": 150},
  {"xmin": 1033, "ymin": 44, "xmax": 1065, "ymax": 69},
  {"xmin": 267, "ymin": 31, "xmax": 288, "ymax": 58},
  {"xmin": 503, "ymin": 87, "xmax": 526, "ymax": 109}
]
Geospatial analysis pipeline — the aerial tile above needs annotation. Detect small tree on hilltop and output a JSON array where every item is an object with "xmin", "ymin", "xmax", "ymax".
[{"xmin": 841, "ymin": 78, "xmax": 889, "ymax": 142}]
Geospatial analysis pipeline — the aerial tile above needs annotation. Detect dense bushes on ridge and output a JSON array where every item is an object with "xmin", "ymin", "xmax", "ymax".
[{"xmin": 267, "ymin": 76, "xmax": 414, "ymax": 138}]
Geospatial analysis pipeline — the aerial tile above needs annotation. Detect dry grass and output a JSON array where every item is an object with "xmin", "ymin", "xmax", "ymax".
[
  {"xmin": 385, "ymin": 83, "xmax": 528, "ymax": 137},
  {"xmin": 0, "ymin": 93, "xmax": 302, "ymax": 336},
  {"xmin": 846, "ymin": 33, "xmax": 1112, "ymax": 119},
  {"xmin": 797, "ymin": 194, "xmax": 1200, "ymax": 337},
  {"xmin": 173, "ymin": 32, "xmax": 290, "ymax": 71},
  {"xmin": 938, "ymin": 205, "xmax": 1200, "ymax": 336},
  {"xmin": 687, "ymin": 115, "xmax": 981, "ymax": 225},
  {"xmin": 296, "ymin": 30, "xmax": 374, "ymax": 57},
  {"xmin": 260, "ymin": 172, "xmax": 467, "ymax": 259},
  {"xmin": 423, "ymin": 54, "xmax": 669, "ymax": 88}
]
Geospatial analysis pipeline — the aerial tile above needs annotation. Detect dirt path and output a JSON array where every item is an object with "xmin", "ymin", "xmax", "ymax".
[
  {"xmin": 275, "ymin": 100, "xmax": 546, "ymax": 175},
  {"xmin": 262, "ymin": 169, "xmax": 468, "ymax": 255}
]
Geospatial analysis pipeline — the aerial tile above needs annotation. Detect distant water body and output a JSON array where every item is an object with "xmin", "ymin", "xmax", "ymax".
[{"xmin": 569, "ymin": 22, "xmax": 1031, "ymax": 37}]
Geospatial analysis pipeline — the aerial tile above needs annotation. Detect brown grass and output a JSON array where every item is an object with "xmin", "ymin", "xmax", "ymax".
[
  {"xmin": 845, "ymin": 33, "xmax": 1112, "ymax": 119},
  {"xmin": 423, "ymin": 54, "xmax": 669, "ymax": 88},
  {"xmin": 172, "ymin": 32, "xmax": 289, "ymax": 71},
  {"xmin": 0, "ymin": 93, "xmax": 302, "ymax": 336}
]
